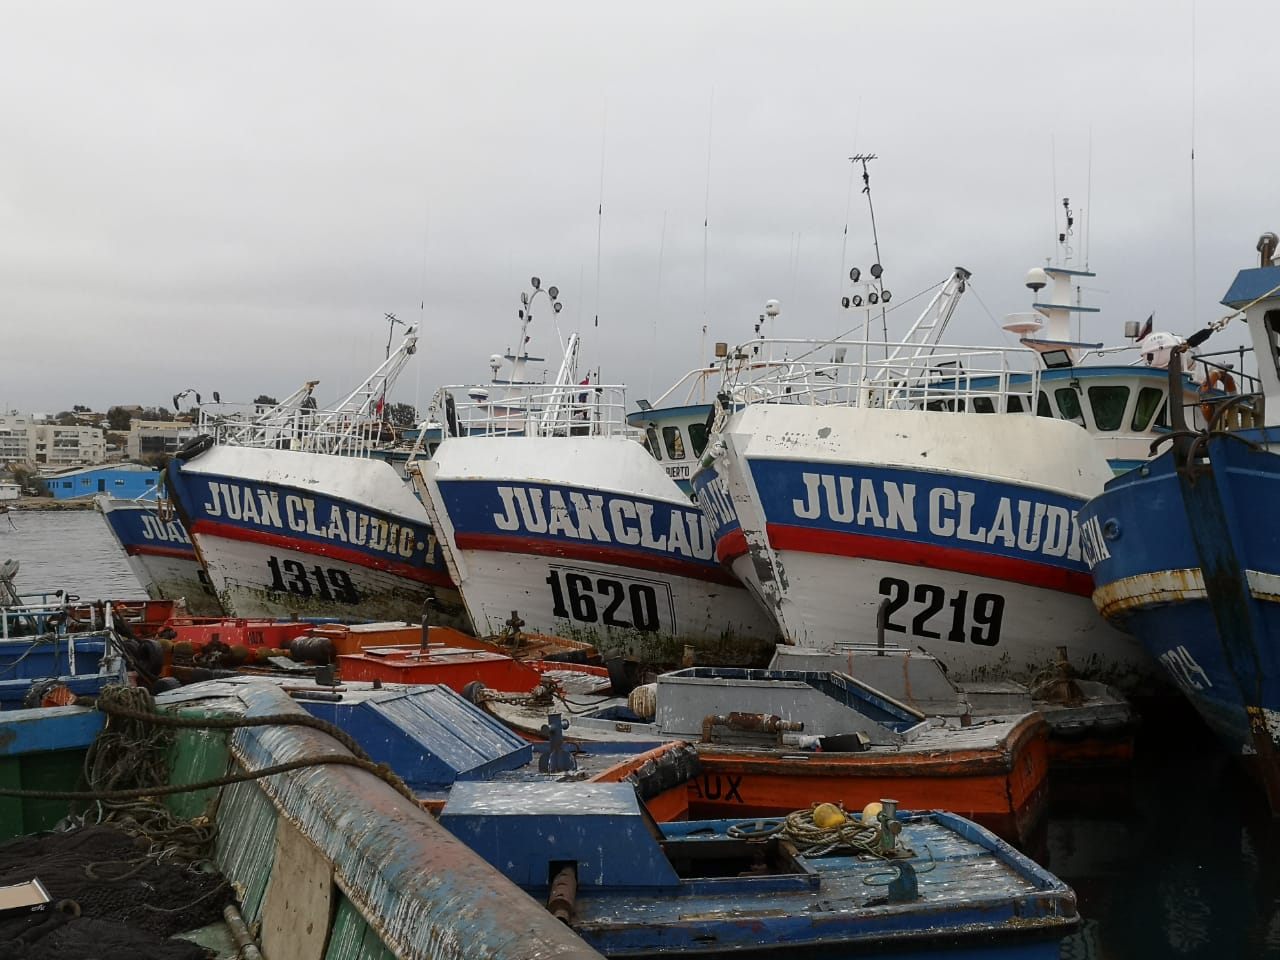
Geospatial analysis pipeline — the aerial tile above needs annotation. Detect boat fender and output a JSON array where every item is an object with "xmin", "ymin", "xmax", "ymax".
[
  {"xmin": 174, "ymin": 434, "xmax": 215, "ymax": 461},
  {"xmin": 139, "ymin": 638, "xmax": 165, "ymax": 677},
  {"xmin": 289, "ymin": 635, "xmax": 335, "ymax": 664},
  {"xmin": 627, "ymin": 683, "xmax": 657, "ymax": 720},
  {"xmin": 444, "ymin": 394, "xmax": 459, "ymax": 437},
  {"xmin": 627, "ymin": 744, "xmax": 701, "ymax": 801},
  {"xmin": 861, "ymin": 800, "xmax": 884, "ymax": 824}
]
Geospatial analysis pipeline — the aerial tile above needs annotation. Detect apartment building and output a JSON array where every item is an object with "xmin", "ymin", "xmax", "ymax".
[
  {"xmin": 127, "ymin": 420, "xmax": 201, "ymax": 460},
  {"xmin": 0, "ymin": 414, "xmax": 106, "ymax": 467}
]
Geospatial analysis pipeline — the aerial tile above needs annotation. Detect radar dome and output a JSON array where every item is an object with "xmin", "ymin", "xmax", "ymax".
[{"xmin": 1025, "ymin": 268, "xmax": 1050, "ymax": 292}]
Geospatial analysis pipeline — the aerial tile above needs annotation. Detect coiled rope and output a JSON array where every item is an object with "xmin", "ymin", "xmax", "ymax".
[{"xmin": 783, "ymin": 804, "xmax": 894, "ymax": 859}]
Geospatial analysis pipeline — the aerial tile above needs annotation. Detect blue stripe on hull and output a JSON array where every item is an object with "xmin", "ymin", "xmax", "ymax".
[{"xmin": 100, "ymin": 501, "xmax": 198, "ymax": 559}]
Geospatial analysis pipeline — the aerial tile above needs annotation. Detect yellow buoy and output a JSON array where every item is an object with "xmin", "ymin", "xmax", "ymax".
[
  {"xmin": 861, "ymin": 801, "xmax": 884, "ymax": 824},
  {"xmin": 812, "ymin": 802, "xmax": 846, "ymax": 828}
]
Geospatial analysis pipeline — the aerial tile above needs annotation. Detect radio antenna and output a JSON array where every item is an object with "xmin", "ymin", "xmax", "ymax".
[{"xmin": 849, "ymin": 153, "xmax": 889, "ymax": 342}]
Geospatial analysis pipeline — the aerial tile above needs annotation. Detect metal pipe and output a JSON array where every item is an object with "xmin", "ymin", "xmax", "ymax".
[
  {"xmin": 223, "ymin": 903, "xmax": 264, "ymax": 960},
  {"xmin": 548, "ymin": 865, "xmax": 577, "ymax": 924}
]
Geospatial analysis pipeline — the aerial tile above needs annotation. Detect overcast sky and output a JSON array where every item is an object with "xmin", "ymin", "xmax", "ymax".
[{"xmin": 3, "ymin": 1, "xmax": 1276, "ymax": 415}]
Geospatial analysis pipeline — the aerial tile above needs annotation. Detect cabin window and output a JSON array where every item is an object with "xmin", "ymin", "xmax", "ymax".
[
  {"xmin": 1054, "ymin": 388, "xmax": 1085, "ymax": 425},
  {"xmin": 662, "ymin": 426, "xmax": 686, "ymax": 460},
  {"xmin": 688, "ymin": 421, "xmax": 709, "ymax": 457},
  {"xmin": 114, "ymin": 479, "xmax": 125, "ymax": 486},
  {"xmin": 1036, "ymin": 391, "xmax": 1052, "ymax": 418},
  {"xmin": 1087, "ymin": 385, "xmax": 1129, "ymax": 431},
  {"xmin": 645, "ymin": 427, "xmax": 662, "ymax": 461},
  {"xmin": 972, "ymin": 397, "xmax": 995, "ymax": 413},
  {"xmin": 1131, "ymin": 387, "xmax": 1165, "ymax": 431},
  {"xmin": 1007, "ymin": 395, "xmax": 1024, "ymax": 413},
  {"xmin": 81, "ymin": 478, "xmax": 92, "ymax": 486},
  {"xmin": 145, "ymin": 479, "xmax": 155, "ymax": 486},
  {"xmin": 63, "ymin": 481, "xmax": 73, "ymax": 489},
  {"xmin": 1266, "ymin": 310, "xmax": 1280, "ymax": 378}
]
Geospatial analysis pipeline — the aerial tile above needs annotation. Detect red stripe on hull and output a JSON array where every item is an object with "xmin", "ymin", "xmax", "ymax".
[
  {"xmin": 453, "ymin": 532, "xmax": 741, "ymax": 586},
  {"xmin": 715, "ymin": 528, "xmax": 748, "ymax": 565},
  {"xmin": 191, "ymin": 520, "xmax": 455, "ymax": 588},
  {"xmin": 765, "ymin": 523, "xmax": 1093, "ymax": 596},
  {"xmin": 126, "ymin": 544, "xmax": 198, "ymax": 561}
]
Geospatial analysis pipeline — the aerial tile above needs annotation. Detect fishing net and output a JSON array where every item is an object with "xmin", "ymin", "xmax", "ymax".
[
  {"xmin": 0, "ymin": 685, "xmax": 235, "ymax": 958},
  {"xmin": 0, "ymin": 823, "xmax": 229, "ymax": 958}
]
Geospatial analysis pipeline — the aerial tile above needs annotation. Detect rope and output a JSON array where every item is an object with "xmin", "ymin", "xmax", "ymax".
[
  {"xmin": 782, "ymin": 804, "xmax": 894, "ymax": 859},
  {"xmin": 0, "ymin": 754, "xmax": 413, "ymax": 803},
  {"xmin": 475, "ymin": 680, "xmax": 607, "ymax": 717},
  {"xmin": 0, "ymin": 685, "xmax": 419, "ymax": 808}
]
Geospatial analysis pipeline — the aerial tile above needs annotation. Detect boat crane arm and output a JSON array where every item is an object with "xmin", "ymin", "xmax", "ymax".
[
  {"xmin": 879, "ymin": 267, "xmax": 971, "ymax": 368},
  {"xmin": 313, "ymin": 324, "xmax": 420, "ymax": 430},
  {"xmin": 538, "ymin": 332, "xmax": 582, "ymax": 435}
]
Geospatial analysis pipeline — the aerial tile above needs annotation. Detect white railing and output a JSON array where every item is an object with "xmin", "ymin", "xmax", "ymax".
[
  {"xmin": 197, "ymin": 403, "xmax": 408, "ymax": 459},
  {"xmin": 717, "ymin": 338, "xmax": 1040, "ymax": 414},
  {"xmin": 431, "ymin": 383, "xmax": 630, "ymax": 440}
]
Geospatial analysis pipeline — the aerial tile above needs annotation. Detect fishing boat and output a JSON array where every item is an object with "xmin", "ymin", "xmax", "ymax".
[
  {"xmin": 768, "ymin": 642, "xmax": 1138, "ymax": 770},
  {"xmin": 0, "ymin": 622, "xmax": 127, "ymax": 708},
  {"xmin": 411, "ymin": 278, "xmax": 779, "ymax": 667},
  {"xmin": 688, "ymin": 186, "xmax": 1201, "ymax": 696},
  {"xmin": 162, "ymin": 325, "xmax": 472, "ymax": 625},
  {"xmin": 95, "ymin": 490, "xmax": 224, "ymax": 616},
  {"xmin": 0, "ymin": 683, "xmax": 604, "ymax": 959},
  {"xmin": 475, "ymin": 663, "xmax": 1050, "ymax": 845},
  {"xmin": 1079, "ymin": 232, "xmax": 1280, "ymax": 810},
  {"xmin": 441, "ymin": 780, "xmax": 1078, "ymax": 958},
  {"xmin": 338, "ymin": 640, "xmax": 613, "ymax": 701},
  {"xmin": 94, "ymin": 384, "xmax": 352, "ymax": 616}
]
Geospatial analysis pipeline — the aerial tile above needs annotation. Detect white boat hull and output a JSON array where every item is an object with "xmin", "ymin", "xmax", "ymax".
[
  {"xmin": 413, "ymin": 435, "xmax": 779, "ymax": 665},
  {"xmin": 694, "ymin": 404, "xmax": 1161, "ymax": 693},
  {"xmin": 165, "ymin": 445, "xmax": 466, "ymax": 625},
  {"xmin": 95, "ymin": 495, "xmax": 223, "ymax": 616}
]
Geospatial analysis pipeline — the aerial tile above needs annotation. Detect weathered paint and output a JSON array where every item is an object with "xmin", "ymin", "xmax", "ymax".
[
  {"xmin": 440, "ymin": 780, "xmax": 1076, "ymax": 957},
  {"xmin": 1081, "ymin": 427, "xmax": 1280, "ymax": 810},
  {"xmin": 0, "ymin": 686, "xmax": 604, "ymax": 959},
  {"xmin": 690, "ymin": 713, "xmax": 1051, "ymax": 847},
  {"xmin": 695, "ymin": 403, "xmax": 1160, "ymax": 695},
  {"xmin": 0, "ymin": 706, "xmax": 103, "ymax": 838},
  {"xmin": 216, "ymin": 682, "xmax": 605, "ymax": 959},
  {"xmin": 412, "ymin": 436, "xmax": 779, "ymax": 667}
]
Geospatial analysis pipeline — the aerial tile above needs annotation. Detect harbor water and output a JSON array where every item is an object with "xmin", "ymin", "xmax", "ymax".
[{"xmin": 4, "ymin": 508, "xmax": 1280, "ymax": 959}]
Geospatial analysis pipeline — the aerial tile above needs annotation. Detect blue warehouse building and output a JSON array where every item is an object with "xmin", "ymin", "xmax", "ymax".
[{"xmin": 41, "ymin": 464, "xmax": 160, "ymax": 500}]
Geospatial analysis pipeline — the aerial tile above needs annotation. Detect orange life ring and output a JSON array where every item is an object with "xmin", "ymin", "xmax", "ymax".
[{"xmin": 1199, "ymin": 369, "xmax": 1238, "ymax": 421}]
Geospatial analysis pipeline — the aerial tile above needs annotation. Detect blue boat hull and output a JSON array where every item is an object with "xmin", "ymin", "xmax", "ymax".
[
  {"xmin": 1080, "ymin": 432, "xmax": 1280, "ymax": 796},
  {"xmin": 96, "ymin": 495, "xmax": 225, "ymax": 616}
]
